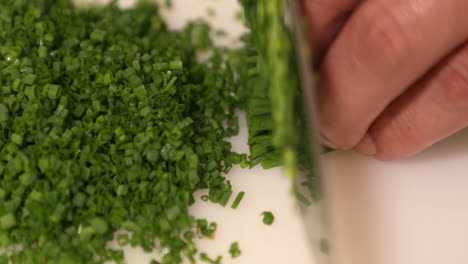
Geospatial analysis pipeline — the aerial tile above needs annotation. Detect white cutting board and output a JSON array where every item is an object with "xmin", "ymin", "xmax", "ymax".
[
  {"xmin": 84, "ymin": 1, "xmax": 468, "ymax": 263},
  {"xmin": 325, "ymin": 128, "xmax": 468, "ymax": 264}
]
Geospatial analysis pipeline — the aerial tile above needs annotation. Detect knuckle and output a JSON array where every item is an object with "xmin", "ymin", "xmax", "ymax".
[
  {"xmin": 351, "ymin": 2, "xmax": 412, "ymax": 69},
  {"xmin": 441, "ymin": 52, "xmax": 468, "ymax": 111}
]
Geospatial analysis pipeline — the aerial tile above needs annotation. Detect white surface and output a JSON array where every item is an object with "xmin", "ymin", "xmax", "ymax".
[
  {"xmin": 325, "ymin": 129, "xmax": 468, "ymax": 264},
  {"xmin": 85, "ymin": 1, "xmax": 468, "ymax": 263}
]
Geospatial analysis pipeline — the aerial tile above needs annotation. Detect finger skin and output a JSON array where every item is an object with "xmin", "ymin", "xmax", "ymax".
[
  {"xmin": 317, "ymin": 0, "xmax": 468, "ymax": 150},
  {"xmin": 302, "ymin": 0, "xmax": 361, "ymax": 64},
  {"xmin": 356, "ymin": 42, "xmax": 468, "ymax": 161}
]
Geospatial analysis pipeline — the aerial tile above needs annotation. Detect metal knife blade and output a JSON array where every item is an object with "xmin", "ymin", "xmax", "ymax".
[{"xmin": 284, "ymin": 1, "xmax": 333, "ymax": 263}]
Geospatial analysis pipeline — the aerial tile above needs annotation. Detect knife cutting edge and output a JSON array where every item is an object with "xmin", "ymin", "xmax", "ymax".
[{"xmin": 285, "ymin": 1, "xmax": 333, "ymax": 264}]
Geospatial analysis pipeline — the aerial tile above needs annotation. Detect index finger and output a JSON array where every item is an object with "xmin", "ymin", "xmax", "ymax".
[
  {"xmin": 317, "ymin": 0, "xmax": 468, "ymax": 150},
  {"xmin": 302, "ymin": 0, "xmax": 362, "ymax": 64}
]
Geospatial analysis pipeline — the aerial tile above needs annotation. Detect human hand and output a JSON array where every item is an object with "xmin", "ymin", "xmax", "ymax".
[{"xmin": 303, "ymin": 0, "xmax": 468, "ymax": 160}]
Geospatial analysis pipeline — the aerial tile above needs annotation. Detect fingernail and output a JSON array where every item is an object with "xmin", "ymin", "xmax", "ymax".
[
  {"xmin": 320, "ymin": 134, "xmax": 339, "ymax": 149},
  {"xmin": 354, "ymin": 134, "xmax": 377, "ymax": 156}
]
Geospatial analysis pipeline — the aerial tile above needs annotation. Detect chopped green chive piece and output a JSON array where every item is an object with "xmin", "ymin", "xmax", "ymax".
[
  {"xmin": 23, "ymin": 74, "xmax": 36, "ymax": 85},
  {"xmin": 90, "ymin": 29, "xmax": 106, "ymax": 42},
  {"xmin": 218, "ymin": 189, "xmax": 233, "ymax": 207},
  {"xmin": 261, "ymin": 211, "xmax": 275, "ymax": 226},
  {"xmin": 229, "ymin": 241, "xmax": 241, "ymax": 259},
  {"xmin": 207, "ymin": 8, "xmax": 216, "ymax": 18},
  {"xmin": 0, "ymin": 189, "xmax": 6, "ymax": 200},
  {"xmin": 169, "ymin": 60, "xmax": 183, "ymax": 70},
  {"xmin": 0, "ymin": 214, "xmax": 16, "ymax": 230},
  {"xmin": 0, "ymin": 104, "xmax": 9, "ymax": 122},
  {"xmin": 44, "ymin": 84, "xmax": 62, "ymax": 99},
  {"xmin": 116, "ymin": 234, "xmax": 130, "ymax": 247},
  {"xmin": 231, "ymin": 191, "xmax": 245, "ymax": 209},
  {"xmin": 90, "ymin": 217, "xmax": 108, "ymax": 234},
  {"xmin": 200, "ymin": 253, "xmax": 222, "ymax": 264},
  {"xmin": 10, "ymin": 133, "xmax": 23, "ymax": 146}
]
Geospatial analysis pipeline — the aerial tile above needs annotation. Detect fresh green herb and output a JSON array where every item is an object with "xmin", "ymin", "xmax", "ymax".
[
  {"xmin": 0, "ymin": 213, "xmax": 16, "ymax": 230},
  {"xmin": 206, "ymin": 8, "xmax": 216, "ymax": 18},
  {"xmin": 229, "ymin": 241, "xmax": 241, "ymax": 259},
  {"xmin": 0, "ymin": 0, "xmax": 245, "ymax": 263},
  {"xmin": 261, "ymin": 211, "xmax": 275, "ymax": 225},
  {"xmin": 239, "ymin": 0, "xmax": 326, "ymax": 204},
  {"xmin": 234, "ymin": 10, "xmax": 245, "ymax": 22},
  {"xmin": 239, "ymin": 0, "xmax": 299, "ymax": 175},
  {"xmin": 116, "ymin": 233, "xmax": 130, "ymax": 247},
  {"xmin": 230, "ymin": 191, "xmax": 245, "ymax": 209},
  {"xmin": 200, "ymin": 252, "xmax": 222, "ymax": 264},
  {"xmin": 197, "ymin": 219, "xmax": 218, "ymax": 238}
]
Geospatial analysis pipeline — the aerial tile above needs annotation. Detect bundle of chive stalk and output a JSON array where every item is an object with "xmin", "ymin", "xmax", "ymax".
[
  {"xmin": 241, "ymin": 0, "xmax": 321, "ymax": 204},
  {"xmin": 0, "ymin": 0, "xmax": 316, "ymax": 263}
]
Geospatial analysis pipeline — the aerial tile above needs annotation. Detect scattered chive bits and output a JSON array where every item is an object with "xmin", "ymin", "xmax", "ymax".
[
  {"xmin": 0, "ymin": 0, "xmax": 248, "ymax": 263},
  {"xmin": 200, "ymin": 253, "xmax": 223, "ymax": 264},
  {"xmin": 230, "ymin": 191, "xmax": 245, "ymax": 209},
  {"xmin": 229, "ymin": 241, "xmax": 242, "ymax": 259},
  {"xmin": 261, "ymin": 211, "xmax": 275, "ymax": 226}
]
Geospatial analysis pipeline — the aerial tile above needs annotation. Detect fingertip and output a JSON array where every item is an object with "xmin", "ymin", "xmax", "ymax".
[
  {"xmin": 353, "ymin": 134, "xmax": 377, "ymax": 156},
  {"xmin": 319, "ymin": 128, "xmax": 359, "ymax": 150},
  {"xmin": 320, "ymin": 133, "xmax": 340, "ymax": 149}
]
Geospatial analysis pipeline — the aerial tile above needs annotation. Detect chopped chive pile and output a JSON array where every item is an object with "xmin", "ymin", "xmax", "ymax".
[
  {"xmin": 0, "ymin": 0, "xmax": 323, "ymax": 262},
  {"xmin": 261, "ymin": 211, "xmax": 275, "ymax": 226},
  {"xmin": 0, "ymin": 0, "xmax": 249, "ymax": 263}
]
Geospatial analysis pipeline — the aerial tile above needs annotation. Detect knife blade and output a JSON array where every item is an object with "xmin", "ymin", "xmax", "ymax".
[{"xmin": 284, "ymin": 1, "xmax": 333, "ymax": 263}]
